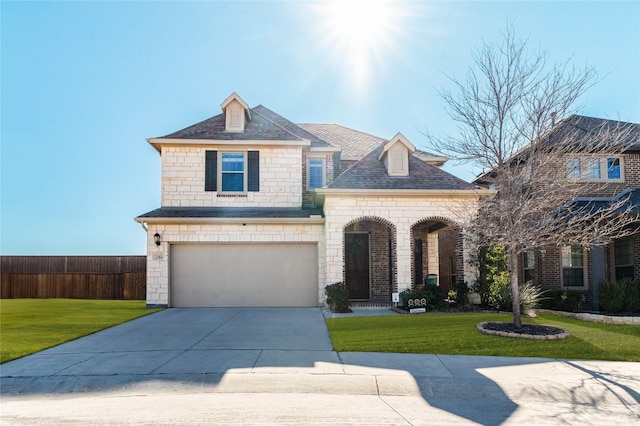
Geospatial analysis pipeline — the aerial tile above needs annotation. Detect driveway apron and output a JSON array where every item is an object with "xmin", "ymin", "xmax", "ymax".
[{"xmin": 1, "ymin": 307, "xmax": 336, "ymax": 378}]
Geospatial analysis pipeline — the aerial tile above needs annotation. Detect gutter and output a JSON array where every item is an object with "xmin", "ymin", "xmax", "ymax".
[
  {"xmin": 314, "ymin": 188, "xmax": 495, "ymax": 197},
  {"xmin": 147, "ymin": 138, "xmax": 311, "ymax": 153},
  {"xmin": 134, "ymin": 216, "xmax": 325, "ymax": 225}
]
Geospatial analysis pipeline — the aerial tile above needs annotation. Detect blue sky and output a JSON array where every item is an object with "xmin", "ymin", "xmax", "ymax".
[{"xmin": 2, "ymin": 1, "xmax": 639, "ymax": 255}]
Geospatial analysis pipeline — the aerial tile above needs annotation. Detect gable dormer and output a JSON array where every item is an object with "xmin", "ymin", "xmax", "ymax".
[
  {"xmin": 378, "ymin": 132, "xmax": 416, "ymax": 176},
  {"xmin": 220, "ymin": 92, "xmax": 251, "ymax": 133}
]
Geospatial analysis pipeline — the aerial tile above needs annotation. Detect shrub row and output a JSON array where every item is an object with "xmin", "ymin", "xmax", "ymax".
[
  {"xmin": 399, "ymin": 286, "xmax": 448, "ymax": 311},
  {"xmin": 598, "ymin": 279, "xmax": 640, "ymax": 313}
]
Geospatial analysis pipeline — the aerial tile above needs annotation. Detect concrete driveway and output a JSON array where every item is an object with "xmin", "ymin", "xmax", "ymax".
[
  {"xmin": 1, "ymin": 308, "xmax": 336, "ymax": 378},
  {"xmin": 2, "ymin": 308, "xmax": 640, "ymax": 425}
]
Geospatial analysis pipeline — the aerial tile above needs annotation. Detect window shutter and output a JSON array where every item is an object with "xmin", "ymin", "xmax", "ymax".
[
  {"xmin": 248, "ymin": 151, "xmax": 260, "ymax": 192},
  {"xmin": 205, "ymin": 150, "xmax": 217, "ymax": 191}
]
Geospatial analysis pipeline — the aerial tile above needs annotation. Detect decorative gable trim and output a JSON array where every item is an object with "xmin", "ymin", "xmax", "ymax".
[
  {"xmin": 378, "ymin": 132, "xmax": 416, "ymax": 177},
  {"xmin": 220, "ymin": 92, "xmax": 251, "ymax": 133}
]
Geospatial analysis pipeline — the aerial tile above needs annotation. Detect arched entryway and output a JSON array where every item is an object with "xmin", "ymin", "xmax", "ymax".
[
  {"xmin": 411, "ymin": 218, "xmax": 462, "ymax": 294},
  {"xmin": 343, "ymin": 217, "xmax": 397, "ymax": 302}
]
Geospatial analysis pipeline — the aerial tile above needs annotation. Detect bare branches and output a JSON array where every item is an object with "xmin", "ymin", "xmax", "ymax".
[
  {"xmin": 425, "ymin": 26, "xmax": 598, "ymax": 171},
  {"xmin": 430, "ymin": 25, "xmax": 639, "ymax": 327},
  {"xmin": 472, "ymin": 116, "xmax": 639, "ymax": 253}
]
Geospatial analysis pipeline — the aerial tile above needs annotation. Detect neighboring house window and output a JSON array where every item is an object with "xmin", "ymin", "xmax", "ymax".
[
  {"xmin": 566, "ymin": 158, "xmax": 581, "ymax": 179},
  {"xmin": 561, "ymin": 245, "xmax": 587, "ymax": 288},
  {"xmin": 523, "ymin": 251, "xmax": 535, "ymax": 284},
  {"xmin": 614, "ymin": 236, "xmax": 635, "ymax": 280},
  {"xmin": 607, "ymin": 158, "xmax": 621, "ymax": 179},
  {"xmin": 308, "ymin": 158, "xmax": 324, "ymax": 189},
  {"xmin": 205, "ymin": 150, "xmax": 259, "ymax": 192},
  {"xmin": 566, "ymin": 157, "xmax": 624, "ymax": 181}
]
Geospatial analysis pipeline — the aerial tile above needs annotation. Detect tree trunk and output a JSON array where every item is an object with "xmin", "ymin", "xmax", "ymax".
[{"xmin": 507, "ymin": 250, "xmax": 522, "ymax": 329}]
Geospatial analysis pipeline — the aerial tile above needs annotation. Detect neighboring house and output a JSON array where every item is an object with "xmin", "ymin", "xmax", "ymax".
[
  {"xmin": 474, "ymin": 115, "xmax": 640, "ymax": 310},
  {"xmin": 135, "ymin": 92, "xmax": 485, "ymax": 308}
]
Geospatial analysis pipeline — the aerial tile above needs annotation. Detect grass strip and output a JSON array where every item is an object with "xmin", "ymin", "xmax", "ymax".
[
  {"xmin": 326, "ymin": 312, "xmax": 640, "ymax": 362},
  {"xmin": 1, "ymin": 299, "xmax": 163, "ymax": 363}
]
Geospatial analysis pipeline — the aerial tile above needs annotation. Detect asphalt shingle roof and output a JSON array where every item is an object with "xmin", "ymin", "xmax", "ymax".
[
  {"xmin": 566, "ymin": 189, "xmax": 640, "ymax": 216},
  {"xmin": 137, "ymin": 207, "xmax": 324, "ymax": 219},
  {"xmin": 159, "ymin": 105, "xmax": 334, "ymax": 148},
  {"xmin": 545, "ymin": 115, "xmax": 640, "ymax": 152},
  {"xmin": 297, "ymin": 124, "xmax": 386, "ymax": 158},
  {"xmin": 327, "ymin": 144, "xmax": 476, "ymax": 190}
]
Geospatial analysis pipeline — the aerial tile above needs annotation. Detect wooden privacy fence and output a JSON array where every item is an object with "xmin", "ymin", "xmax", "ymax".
[{"xmin": 1, "ymin": 256, "xmax": 146, "ymax": 300}]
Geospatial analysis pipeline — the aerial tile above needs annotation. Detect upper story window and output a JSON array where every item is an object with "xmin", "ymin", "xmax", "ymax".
[
  {"xmin": 614, "ymin": 236, "xmax": 635, "ymax": 280},
  {"xmin": 561, "ymin": 245, "xmax": 587, "ymax": 288},
  {"xmin": 566, "ymin": 156, "xmax": 624, "ymax": 182},
  {"xmin": 205, "ymin": 150, "xmax": 260, "ymax": 193},
  {"xmin": 221, "ymin": 153, "xmax": 245, "ymax": 192},
  {"xmin": 308, "ymin": 158, "xmax": 324, "ymax": 189}
]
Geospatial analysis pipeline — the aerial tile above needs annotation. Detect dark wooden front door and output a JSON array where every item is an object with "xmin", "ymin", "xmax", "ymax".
[{"xmin": 345, "ymin": 233, "xmax": 370, "ymax": 299}]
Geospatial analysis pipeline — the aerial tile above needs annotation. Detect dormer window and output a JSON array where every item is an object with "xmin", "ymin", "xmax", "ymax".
[
  {"xmin": 379, "ymin": 132, "xmax": 415, "ymax": 177},
  {"xmin": 220, "ymin": 92, "xmax": 251, "ymax": 133},
  {"xmin": 389, "ymin": 146, "xmax": 408, "ymax": 175},
  {"xmin": 229, "ymin": 105, "xmax": 242, "ymax": 129}
]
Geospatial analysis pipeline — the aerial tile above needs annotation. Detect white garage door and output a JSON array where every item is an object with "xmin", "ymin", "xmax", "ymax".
[{"xmin": 170, "ymin": 244, "xmax": 318, "ymax": 307}]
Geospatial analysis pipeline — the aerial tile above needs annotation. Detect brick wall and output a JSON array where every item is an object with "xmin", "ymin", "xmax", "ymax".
[{"xmin": 344, "ymin": 219, "xmax": 395, "ymax": 301}]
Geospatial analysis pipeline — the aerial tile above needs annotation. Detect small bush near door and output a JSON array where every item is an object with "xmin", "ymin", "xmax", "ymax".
[
  {"xmin": 399, "ymin": 286, "xmax": 447, "ymax": 311},
  {"xmin": 324, "ymin": 282, "xmax": 351, "ymax": 313},
  {"xmin": 598, "ymin": 279, "xmax": 640, "ymax": 313}
]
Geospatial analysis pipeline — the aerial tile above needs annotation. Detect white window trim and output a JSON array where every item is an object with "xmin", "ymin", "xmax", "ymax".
[
  {"xmin": 307, "ymin": 156, "xmax": 326, "ymax": 190},
  {"xmin": 219, "ymin": 151, "xmax": 247, "ymax": 193},
  {"xmin": 560, "ymin": 245, "xmax": 588, "ymax": 290},
  {"xmin": 566, "ymin": 156, "xmax": 625, "ymax": 182}
]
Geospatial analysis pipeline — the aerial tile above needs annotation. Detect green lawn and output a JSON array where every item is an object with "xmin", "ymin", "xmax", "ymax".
[
  {"xmin": 1, "ymin": 299, "xmax": 163, "ymax": 363},
  {"xmin": 326, "ymin": 312, "xmax": 640, "ymax": 362}
]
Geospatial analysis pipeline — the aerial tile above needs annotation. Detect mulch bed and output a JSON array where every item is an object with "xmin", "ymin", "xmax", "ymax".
[
  {"xmin": 477, "ymin": 321, "xmax": 570, "ymax": 340},
  {"xmin": 481, "ymin": 322, "xmax": 565, "ymax": 336}
]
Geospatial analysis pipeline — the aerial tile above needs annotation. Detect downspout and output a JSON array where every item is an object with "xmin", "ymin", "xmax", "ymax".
[{"xmin": 140, "ymin": 221, "xmax": 149, "ymax": 232}]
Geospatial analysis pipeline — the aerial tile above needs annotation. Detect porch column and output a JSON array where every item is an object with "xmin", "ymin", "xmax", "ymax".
[
  {"xmin": 324, "ymin": 215, "xmax": 345, "ymax": 286},
  {"xmin": 396, "ymin": 222, "xmax": 412, "ymax": 292},
  {"xmin": 426, "ymin": 232, "xmax": 439, "ymax": 279},
  {"xmin": 462, "ymin": 228, "xmax": 477, "ymax": 286}
]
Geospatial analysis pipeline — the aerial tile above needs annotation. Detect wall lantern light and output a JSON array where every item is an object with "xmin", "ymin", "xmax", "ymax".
[{"xmin": 154, "ymin": 232, "xmax": 161, "ymax": 246}]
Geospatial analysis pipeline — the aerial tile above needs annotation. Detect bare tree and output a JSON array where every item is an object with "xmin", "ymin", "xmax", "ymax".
[{"xmin": 426, "ymin": 27, "xmax": 639, "ymax": 328}]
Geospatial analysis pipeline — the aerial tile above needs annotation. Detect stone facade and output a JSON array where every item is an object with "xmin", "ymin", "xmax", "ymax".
[
  {"xmin": 137, "ymin": 94, "xmax": 485, "ymax": 308},
  {"xmin": 144, "ymin": 221, "xmax": 325, "ymax": 307},
  {"xmin": 161, "ymin": 146, "xmax": 303, "ymax": 208},
  {"xmin": 323, "ymin": 194, "xmax": 477, "ymax": 294}
]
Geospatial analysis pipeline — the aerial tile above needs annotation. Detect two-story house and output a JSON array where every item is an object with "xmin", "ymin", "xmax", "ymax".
[
  {"xmin": 135, "ymin": 93, "xmax": 486, "ymax": 308},
  {"xmin": 474, "ymin": 115, "xmax": 640, "ymax": 310}
]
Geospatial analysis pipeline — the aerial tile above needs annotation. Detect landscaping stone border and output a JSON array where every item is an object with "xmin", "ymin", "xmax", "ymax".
[
  {"xmin": 538, "ymin": 309, "xmax": 640, "ymax": 325},
  {"xmin": 476, "ymin": 322, "xmax": 570, "ymax": 340}
]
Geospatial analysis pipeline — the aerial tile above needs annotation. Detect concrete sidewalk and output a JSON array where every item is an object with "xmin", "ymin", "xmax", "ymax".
[{"xmin": 1, "ymin": 308, "xmax": 639, "ymax": 425}]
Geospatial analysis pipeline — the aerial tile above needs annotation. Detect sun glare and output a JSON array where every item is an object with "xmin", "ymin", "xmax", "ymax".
[{"xmin": 315, "ymin": 0, "xmax": 402, "ymax": 96}]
